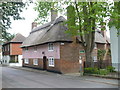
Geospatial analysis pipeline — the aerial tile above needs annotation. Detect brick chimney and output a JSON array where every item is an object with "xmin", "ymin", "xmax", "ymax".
[
  {"xmin": 31, "ymin": 22, "xmax": 37, "ymax": 30},
  {"xmin": 51, "ymin": 9, "xmax": 58, "ymax": 22}
]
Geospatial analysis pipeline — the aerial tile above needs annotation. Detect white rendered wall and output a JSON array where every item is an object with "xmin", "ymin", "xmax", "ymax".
[
  {"xmin": 110, "ymin": 26, "xmax": 118, "ymax": 71},
  {"xmin": 2, "ymin": 55, "xmax": 10, "ymax": 64},
  {"xmin": 18, "ymin": 55, "xmax": 22, "ymax": 66},
  {"xmin": 9, "ymin": 55, "xmax": 22, "ymax": 67}
]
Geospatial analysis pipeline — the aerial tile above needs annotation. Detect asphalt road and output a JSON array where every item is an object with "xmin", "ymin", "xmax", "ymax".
[{"xmin": 2, "ymin": 67, "xmax": 119, "ymax": 88}]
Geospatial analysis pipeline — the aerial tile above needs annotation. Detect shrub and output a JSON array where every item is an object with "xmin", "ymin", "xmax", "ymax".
[
  {"xmin": 9, "ymin": 60, "xmax": 16, "ymax": 63},
  {"xmin": 84, "ymin": 67, "xmax": 99, "ymax": 74},
  {"xmin": 84, "ymin": 67, "xmax": 94, "ymax": 74},
  {"xmin": 99, "ymin": 69, "xmax": 109, "ymax": 75},
  {"xmin": 106, "ymin": 66, "xmax": 115, "ymax": 72},
  {"xmin": 94, "ymin": 68, "xmax": 99, "ymax": 74}
]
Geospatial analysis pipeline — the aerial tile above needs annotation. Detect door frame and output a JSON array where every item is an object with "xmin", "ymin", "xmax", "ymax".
[{"xmin": 43, "ymin": 56, "xmax": 47, "ymax": 70}]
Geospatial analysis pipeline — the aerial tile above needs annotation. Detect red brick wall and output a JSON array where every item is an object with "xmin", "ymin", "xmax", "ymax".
[
  {"xmin": 10, "ymin": 43, "xmax": 22, "ymax": 55},
  {"xmin": 60, "ymin": 60, "xmax": 80, "ymax": 73},
  {"xmin": 23, "ymin": 58, "xmax": 43, "ymax": 68},
  {"xmin": 60, "ymin": 37, "xmax": 81, "ymax": 73},
  {"xmin": 97, "ymin": 43, "xmax": 105, "ymax": 50},
  {"xmin": 23, "ymin": 58, "xmax": 61, "ymax": 73}
]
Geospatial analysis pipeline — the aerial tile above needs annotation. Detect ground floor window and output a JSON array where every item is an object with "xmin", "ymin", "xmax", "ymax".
[
  {"xmin": 24, "ymin": 59, "xmax": 29, "ymax": 64},
  {"xmin": 10, "ymin": 55, "xmax": 18, "ymax": 63},
  {"xmin": 48, "ymin": 57, "xmax": 54, "ymax": 67},
  {"xmin": 33, "ymin": 59, "xmax": 38, "ymax": 65}
]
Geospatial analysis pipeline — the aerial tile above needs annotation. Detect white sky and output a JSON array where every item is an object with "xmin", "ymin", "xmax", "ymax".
[
  {"xmin": 8, "ymin": 2, "xmax": 38, "ymax": 37},
  {"xmin": 8, "ymin": 1, "xmax": 110, "ymax": 37}
]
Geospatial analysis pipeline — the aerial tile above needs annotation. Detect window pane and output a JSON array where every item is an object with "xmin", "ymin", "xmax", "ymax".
[{"xmin": 48, "ymin": 43, "xmax": 53, "ymax": 51}]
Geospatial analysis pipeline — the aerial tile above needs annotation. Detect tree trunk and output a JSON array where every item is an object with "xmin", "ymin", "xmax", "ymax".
[{"xmin": 85, "ymin": 49, "xmax": 94, "ymax": 68}]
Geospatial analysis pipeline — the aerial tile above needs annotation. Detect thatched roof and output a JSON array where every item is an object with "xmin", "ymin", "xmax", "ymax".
[{"xmin": 21, "ymin": 16, "xmax": 107, "ymax": 47}]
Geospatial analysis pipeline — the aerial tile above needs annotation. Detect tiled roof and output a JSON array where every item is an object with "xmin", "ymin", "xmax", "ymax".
[
  {"xmin": 3, "ymin": 33, "xmax": 26, "ymax": 46},
  {"xmin": 10, "ymin": 33, "xmax": 26, "ymax": 43}
]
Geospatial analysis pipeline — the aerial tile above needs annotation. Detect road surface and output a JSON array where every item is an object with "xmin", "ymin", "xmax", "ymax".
[{"xmin": 2, "ymin": 67, "xmax": 119, "ymax": 88}]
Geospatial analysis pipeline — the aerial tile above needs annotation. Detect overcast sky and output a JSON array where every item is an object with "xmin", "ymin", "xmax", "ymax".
[{"xmin": 8, "ymin": 2, "xmax": 38, "ymax": 37}]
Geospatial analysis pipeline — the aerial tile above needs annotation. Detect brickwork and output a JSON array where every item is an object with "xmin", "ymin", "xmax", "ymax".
[
  {"xmin": 22, "ymin": 40, "xmax": 111, "ymax": 74},
  {"xmin": 60, "ymin": 60, "xmax": 80, "ymax": 73},
  {"xmin": 97, "ymin": 43, "xmax": 105, "ymax": 50},
  {"xmin": 10, "ymin": 43, "xmax": 22, "ymax": 55},
  {"xmin": 23, "ymin": 58, "xmax": 61, "ymax": 73},
  {"xmin": 47, "ymin": 59, "xmax": 61, "ymax": 73},
  {"xmin": 60, "ymin": 37, "xmax": 81, "ymax": 73}
]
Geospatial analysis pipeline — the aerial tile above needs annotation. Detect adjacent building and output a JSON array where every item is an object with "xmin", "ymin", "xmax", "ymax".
[
  {"xmin": 110, "ymin": 26, "xmax": 119, "ymax": 71},
  {"xmin": 2, "ymin": 33, "xmax": 25, "ymax": 66}
]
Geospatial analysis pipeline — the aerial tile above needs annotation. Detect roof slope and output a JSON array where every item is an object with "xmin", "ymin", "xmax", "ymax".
[
  {"xmin": 22, "ymin": 16, "xmax": 107, "ymax": 47},
  {"xmin": 95, "ymin": 31, "xmax": 106, "ymax": 43},
  {"xmin": 22, "ymin": 16, "xmax": 72, "ymax": 47},
  {"xmin": 10, "ymin": 33, "xmax": 26, "ymax": 43}
]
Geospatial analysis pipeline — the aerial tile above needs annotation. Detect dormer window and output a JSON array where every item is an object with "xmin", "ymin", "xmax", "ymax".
[{"xmin": 48, "ymin": 43, "xmax": 53, "ymax": 51}]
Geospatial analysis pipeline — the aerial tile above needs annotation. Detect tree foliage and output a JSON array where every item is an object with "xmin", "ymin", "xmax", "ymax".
[
  {"xmin": 34, "ymin": 0, "xmax": 119, "ymax": 67},
  {"xmin": 0, "ymin": 0, "xmax": 33, "ymax": 42},
  {"xmin": 97, "ymin": 49, "xmax": 106, "ymax": 61},
  {"xmin": 0, "ymin": 2, "xmax": 26, "ymax": 42},
  {"xmin": 108, "ymin": 1, "xmax": 120, "ymax": 36}
]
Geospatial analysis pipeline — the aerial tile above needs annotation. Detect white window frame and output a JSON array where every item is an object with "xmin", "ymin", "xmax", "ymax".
[
  {"xmin": 93, "ymin": 56, "xmax": 97, "ymax": 62},
  {"xmin": 48, "ymin": 43, "xmax": 54, "ymax": 51},
  {"xmin": 24, "ymin": 58, "xmax": 29, "ymax": 64},
  {"xmin": 48, "ymin": 57, "xmax": 54, "ymax": 67},
  {"xmin": 33, "ymin": 59, "xmax": 38, "ymax": 65},
  {"xmin": 94, "ymin": 43, "xmax": 97, "ymax": 49}
]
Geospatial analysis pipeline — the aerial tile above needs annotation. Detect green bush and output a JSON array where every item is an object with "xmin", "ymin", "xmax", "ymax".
[
  {"xmin": 84, "ymin": 66, "xmax": 115, "ymax": 75},
  {"xmin": 84, "ymin": 67, "xmax": 99, "ymax": 74},
  {"xmin": 99, "ymin": 69, "xmax": 109, "ymax": 75},
  {"xmin": 84, "ymin": 67, "xmax": 94, "ymax": 74},
  {"xmin": 9, "ymin": 60, "xmax": 16, "ymax": 63},
  {"xmin": 106, "ymin": 66, "xmax": 115, "ymax": 72},
  {"xmin": 94, "ymin": 68, "xmax": 99, "ymax": 74}
]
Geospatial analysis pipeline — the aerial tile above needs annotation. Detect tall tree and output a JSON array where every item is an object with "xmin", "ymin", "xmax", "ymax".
[
  {"xmin": 108, "ymin": 1, "xmax": 120, "ymax": 36},
  {"xmin": 0, "ymin": 1, "xmax": 32, "ymax": 42},
  {"xmin": 0, "ymin": 2, "xmax": 25, "ymax": 42},
  {"xmin": 34, "ymin": 0, "xmax": 119, "ymax": 67}
]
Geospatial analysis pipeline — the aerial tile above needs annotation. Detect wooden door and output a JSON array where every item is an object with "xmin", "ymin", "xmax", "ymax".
[{"xmin": 43, "ymin": 56, "xmax": 47, "ymax": 70}]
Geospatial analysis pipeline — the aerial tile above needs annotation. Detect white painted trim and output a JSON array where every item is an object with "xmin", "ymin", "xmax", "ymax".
[{"xmin": 48, "ymin": 57, "xmax": 54, "ymax": 67}]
